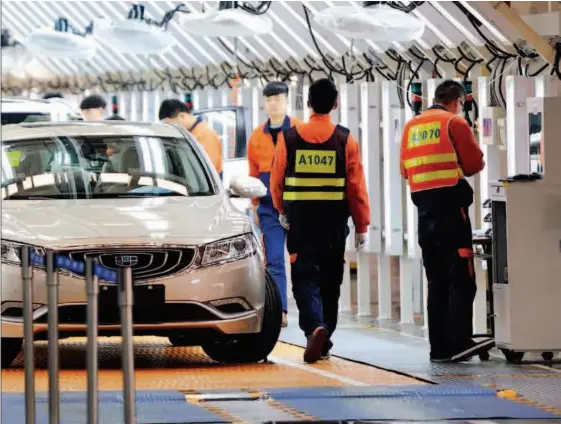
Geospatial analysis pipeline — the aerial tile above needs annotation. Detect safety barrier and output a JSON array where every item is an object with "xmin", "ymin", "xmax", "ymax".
[{"xmin": 21, "ymin": 247, "xmax": 137, "ymax": 424}]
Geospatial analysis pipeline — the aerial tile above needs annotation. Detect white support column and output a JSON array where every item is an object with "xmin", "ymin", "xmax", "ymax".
[
  {"xmin": 377, "ymin": 254, "xmax": 392, "ymax": 320},
  {"xmin": 129, "ymin": 92, "xmax": 138, "ymax": 121},
  {"xmin": 339, "ymin": 83, "xmax": 359, "ymax": 314},
  {"xmin": 251, "ymin": 84, "xmax": 260, "ymax": 130},
  {"xmin": 381, "ymin": 81, "xmax": 404, "ymax": 256},
  {"xmin": 342, "ymin": 82, "xmax": 371, "ymax": 317},
  {"xmin": 506, "ymin": 76, "xmax": 535, "ymax": 176},
  {"xmin": 152, "ymin": 90, "xmax": 161, "ymax": 122},
  {"xmin": 360, "ymin": 82, "xmax": 383, "ymax": 254},
  {"xmin": 535, "ymin": 75, "xmax": 561, "ymax": 97},
  {"xmin": 302, "ymin": 83, "xmax": 310, "ymax": 121},
  {"xmin": 400, "ymin": 80, "xmax": 420, "ymax": 325},
  {"xmin": 141, "ymin": 91, "xmax": 150, "ymax": 122},
  {"xmin": 192, "ymin": 90, "xmax": 201, "ymax": 112}
]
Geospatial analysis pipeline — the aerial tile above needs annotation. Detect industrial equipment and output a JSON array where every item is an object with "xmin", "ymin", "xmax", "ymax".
[{"xmin": 488, "ymin": 96, "xmax": 561, "ymax": 363}]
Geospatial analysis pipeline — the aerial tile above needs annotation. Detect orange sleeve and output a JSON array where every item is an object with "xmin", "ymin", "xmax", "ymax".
[
  {"xmin": 400, "ymin": 124, "xmax": 408, "ymax": 180},
  {"xmin": 449, "ymin": 117, "xmax": 485, "ymax": 177},
  {"xmin": 345, "ymin": 135, "xmax": 371, "ymax": 234},
  {"xmin": 270, "ymin": 132, "xmax": 287, "ymax": 215},
  {"xmin": 247, "ymin": 132, "xmax": 260, "ymax": 206}
]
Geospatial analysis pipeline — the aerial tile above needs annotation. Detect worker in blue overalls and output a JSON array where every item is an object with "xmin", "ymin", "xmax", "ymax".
[{"xmin": 248, "ymin": 82, "xmax": 301, "ymax": 327}]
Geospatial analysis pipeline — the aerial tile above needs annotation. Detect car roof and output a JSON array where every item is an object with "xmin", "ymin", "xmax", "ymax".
[
  {"xmin": 1, "ymin": 97, "xmax": 55, "ymax": 114},
  {"xmin": 1, "ymin": 121, "xmax": 187, "ymax": 142}
]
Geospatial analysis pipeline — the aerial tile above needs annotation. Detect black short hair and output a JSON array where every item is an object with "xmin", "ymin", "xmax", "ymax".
[
  {"xmin": 158, "ymin": 99, "xmax": 190, "ymax": 120},
  {"xmin": 43, "ymin": 92, "xmax": 63, "ymax": 100},
  {"xmin": 263, "ymin": 81, "xmax": 289, "ymax": 97},
  {"xmin": 308, "ymin": 78, "xmax": 338, "ymax": 114},
  {"xmin": 434, "ymin": 80, "xmax": 466, "ymax": 105},
  {"xmin": 80, "ymin": 94, "xmax": 107, "ymax": 110}
]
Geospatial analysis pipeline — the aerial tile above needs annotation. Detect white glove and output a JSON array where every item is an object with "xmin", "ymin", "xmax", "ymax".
[
  {"xmin": 279, "ymin": 215, "xmax": 290, "ymax": 231},
  {"xmin": 355, "ymin": 232, "xmax": 369, "ymax": 252}
]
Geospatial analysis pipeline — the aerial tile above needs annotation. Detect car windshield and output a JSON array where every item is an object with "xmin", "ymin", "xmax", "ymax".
[
  {"xmin": 1, "ymin": 135, "xmax": 216, "ymax": 199},
  {"xmin": 1, "ymin": 112, "xmax": 50, "ymax": 125}
]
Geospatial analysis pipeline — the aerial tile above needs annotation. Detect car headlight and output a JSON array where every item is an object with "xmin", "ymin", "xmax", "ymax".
[
  {"xmin": 1, "ymin": 241, "xmax": 23, "ymax": 265},
  {"xmin": 1, "ymin": 241, "xmax": 44, "ymax": 266},
  {"xmin": 199, "ymin": 234, "xmax": 257, "ymax": 268}
]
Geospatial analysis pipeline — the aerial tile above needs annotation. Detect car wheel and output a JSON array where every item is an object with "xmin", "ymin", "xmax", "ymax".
[
  {"xmin": 202, "ymin": 271, "xmax": 282, "ymax": 364},
  {"xmin": 1, "ymin": 338, "xmax": 22, "ymax": 368}
]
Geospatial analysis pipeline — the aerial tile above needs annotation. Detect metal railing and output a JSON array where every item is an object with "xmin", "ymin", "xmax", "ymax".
[{"xmin": 21, "ymin": 247, "xmax": 137, "ymax": 424}]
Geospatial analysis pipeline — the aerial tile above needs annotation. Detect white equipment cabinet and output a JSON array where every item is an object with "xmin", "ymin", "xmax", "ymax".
[{"xmin": 489, "ymin": 96, "xmax": 561, "ymax": 363}]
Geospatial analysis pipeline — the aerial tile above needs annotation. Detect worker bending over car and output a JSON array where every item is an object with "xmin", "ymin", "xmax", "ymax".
[
  {"xmin": 159, "ymin": 99, "xmax": 223, "ymax": 178},
  {"xmin": 400, "ymin": 80, "xmax": 494, "ymax": 363},
  {"xmin": 270, "ymin": 78, "xmax": 370, "ymax": 363},
  {"xmin": 248, "ymin": 81, "xmax": 301, "ymax": 327}
]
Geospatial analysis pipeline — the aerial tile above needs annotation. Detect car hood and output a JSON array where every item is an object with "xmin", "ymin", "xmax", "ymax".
[{"xmin": 1, "ymin": 196, "xmax": 250, "ymax": 248}]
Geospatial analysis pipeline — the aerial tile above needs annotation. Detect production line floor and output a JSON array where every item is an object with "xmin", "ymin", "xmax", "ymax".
[{"xmin": 2, "ymin": 310, "xmax": 561, "ymax": 423}]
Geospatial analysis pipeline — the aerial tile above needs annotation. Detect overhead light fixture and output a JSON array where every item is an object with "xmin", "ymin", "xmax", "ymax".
[
  {"xmin": 93, "ymin": 4, "xmax": 177, "ymax": 55},
  {"xmin": 313, "ymin": 5, "xmax": 425, "ymax": 42},
  {"xmin": 179, "ymin": 8, "xmax": 273, "ymax": 37},
  {"xmin": 22, "ymin": 18, "xmax": 97, "ymax": 60},
  {"xmin": 1, "ymin": 30, "xmax": 33, "ymax": 74}
]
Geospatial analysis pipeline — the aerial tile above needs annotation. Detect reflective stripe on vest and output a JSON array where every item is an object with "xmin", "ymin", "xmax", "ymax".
[
  {"xmin": 282, "ymin": 126, "xmax": 347, "ymax": 202},
  {"xmin": 401, "ymin": 111, "xmax": 464, "ymax": 192}
]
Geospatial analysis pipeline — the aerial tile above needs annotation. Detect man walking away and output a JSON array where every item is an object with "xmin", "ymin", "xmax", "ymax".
[
  {"xmin": 400, "ymin": 79, "xmax": 494, "ymax": 363},
  {"xmin": 159, "ymin": 99, "xmax": 223, "ymax": 178},
  {"xmin": 248, "ymin": 81, "xmax": 301, "ymax": 327},
  {"xmin": 270, "ymin": 78, "xmax": 370, "ymax": 363}
]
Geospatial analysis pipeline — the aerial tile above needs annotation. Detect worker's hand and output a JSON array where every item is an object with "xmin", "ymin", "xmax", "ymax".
[
  {"xmin": 251, "ymin": 205, "xmax": 260, "ymax": 228},
  {"xmin": 279, "ymin": 215, "xmax": 290, "ymax": 231},
  {"xmin": 355, "ymin": 232, "xmax": 369, "ymax": 252}
]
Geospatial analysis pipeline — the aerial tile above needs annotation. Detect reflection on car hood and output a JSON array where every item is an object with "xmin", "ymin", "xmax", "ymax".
[{"xmin": 1, "ymin": 196, "xmax": 250, "ymax": 248}]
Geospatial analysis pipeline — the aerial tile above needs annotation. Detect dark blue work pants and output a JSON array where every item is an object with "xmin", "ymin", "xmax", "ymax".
[
  {"xmin": 290, "ymin": 250, "xmax": 345, "ymax": 340},
  {"xmin": 257, "ymin": 203, "xmax": 288, "ymax": 312}
]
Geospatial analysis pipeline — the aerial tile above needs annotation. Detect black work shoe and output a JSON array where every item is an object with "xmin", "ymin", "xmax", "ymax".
[
  {"xmin": 321, "ymin": 339, "xmax": 333, "ymax": 360},
  {"xmin": 304, "ymin": 326, "xmax": 328, "ymax": 364},
  {"xmin": 451, "ymin": 338, "xmax": 494, "ymax": 362}
]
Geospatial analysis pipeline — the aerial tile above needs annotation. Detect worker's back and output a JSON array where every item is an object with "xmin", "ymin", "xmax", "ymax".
[
  {"xmin": 401, "ymin": 106, "xmax": 483, "ymax": 211},
  {"xmin": 191, "ymin": 120, "xmax": 223, "ymax": 175}
]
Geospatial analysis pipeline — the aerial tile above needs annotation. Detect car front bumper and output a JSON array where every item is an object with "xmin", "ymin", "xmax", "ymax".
[{"xmin": 1, "ymin": 253, "xmax": 266, "ymax": 339}]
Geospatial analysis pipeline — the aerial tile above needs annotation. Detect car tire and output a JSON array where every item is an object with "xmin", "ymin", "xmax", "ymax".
[
  {"xmin": 1, "ymin": 338, "xmax": 22, "ymax": 368},
  {"xmin": 202, "ymin": 271, "xmax": 282, "ymax": 364}
]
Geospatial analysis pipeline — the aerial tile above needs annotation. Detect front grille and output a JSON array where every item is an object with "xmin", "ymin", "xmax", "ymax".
[
  {"xmin": 35, "ymin": 303, "xmax": 218, "ymax": 325},
  {"xmin": 57, "ymin": 247, "xmax": 196, "ymax": 282}
]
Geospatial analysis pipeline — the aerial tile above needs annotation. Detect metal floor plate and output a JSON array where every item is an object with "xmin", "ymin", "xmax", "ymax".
[
  {"xmin": 279, "ymin": 310, "xmax": 561, "ymax": 412},
  {"xmin": 3, "ymin": 385, "xmax": 558, "ymax": 423}
]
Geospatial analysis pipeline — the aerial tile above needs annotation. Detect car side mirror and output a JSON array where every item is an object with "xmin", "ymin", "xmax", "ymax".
[{"xmin": 229, "ymin": 175, "xmax": 267, "ymax": 199}]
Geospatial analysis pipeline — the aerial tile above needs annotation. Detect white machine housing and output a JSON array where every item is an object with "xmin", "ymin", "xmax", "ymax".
[{"xmin": 490, "ymin": 96, "xmax": 561, "ymax": 354}]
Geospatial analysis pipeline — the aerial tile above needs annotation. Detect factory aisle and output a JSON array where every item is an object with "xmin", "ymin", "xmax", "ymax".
[{"xmin": 2, "ymin": 314, "xmax": 561, "ymax": 423}]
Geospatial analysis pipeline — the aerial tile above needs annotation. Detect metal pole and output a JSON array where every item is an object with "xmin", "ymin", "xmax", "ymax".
[
  {"xmin": 119, "ymin": 267, "xmax": 136, "ymax": 424},
  {"xmin": 46, "ymin": 250, "xmax": 60, "ymax": 424},
  {"xmin": 86, "ymin": 258, "xmax": 99, "ymax": 424},
  {"xmin": 22, "ymin": 246, "xmax": 36, "ymax": 424}
]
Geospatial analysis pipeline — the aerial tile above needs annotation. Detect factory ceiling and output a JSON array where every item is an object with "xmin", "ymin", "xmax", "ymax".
[{"xmin": 1, "ymin": 1, "xmax": 558, "ymax": 92}]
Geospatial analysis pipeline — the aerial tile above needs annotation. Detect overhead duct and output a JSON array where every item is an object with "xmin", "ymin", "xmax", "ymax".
[
  {"xmin": 179, "ymin": 2, "xmax": 273, "ymax": 37},
  {"xmin": 313, "ymin": 3, "xmax": 425, "ymax": 42},
  {"xmin": 93, "ymin": 4, "xmax": 177, "ymax": 55},
  {"xmin": 1, "ymin": 29, "xmax": 33, "ymax": 74},
  {"xmin": 22, "ymin": 18, "xmax": 97, "ymax": 60}
]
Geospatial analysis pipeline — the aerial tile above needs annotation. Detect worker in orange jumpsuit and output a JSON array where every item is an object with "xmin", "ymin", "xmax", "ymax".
[
  {"xmin": 270, "ymin": 78, "xmax": 370, "ymax": 363},
  {"xmin": 400, "ymin": 80, "xmax": 494, "ymax": 363},
  {"xmin": 159, "ymin": 99, "xmax": 223, "ymax": 178},
  {"xmin": 248, "ymin": 81, "xmax": 301, "ymax": 327}
]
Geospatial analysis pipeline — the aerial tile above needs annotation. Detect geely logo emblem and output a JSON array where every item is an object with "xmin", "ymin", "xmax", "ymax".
[{"xmin": 115, "ymin": 256, "xmax": 138, "ymax": 267}]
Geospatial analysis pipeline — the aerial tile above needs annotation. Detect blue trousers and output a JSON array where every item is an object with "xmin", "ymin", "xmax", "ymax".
[
  {"xmin": 257, "ymin": 203, "xmax": 288, "ymax": 312},
  {"xmin": 291, "ymin": 251, "xmax": 345, "ymax": 339}
]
